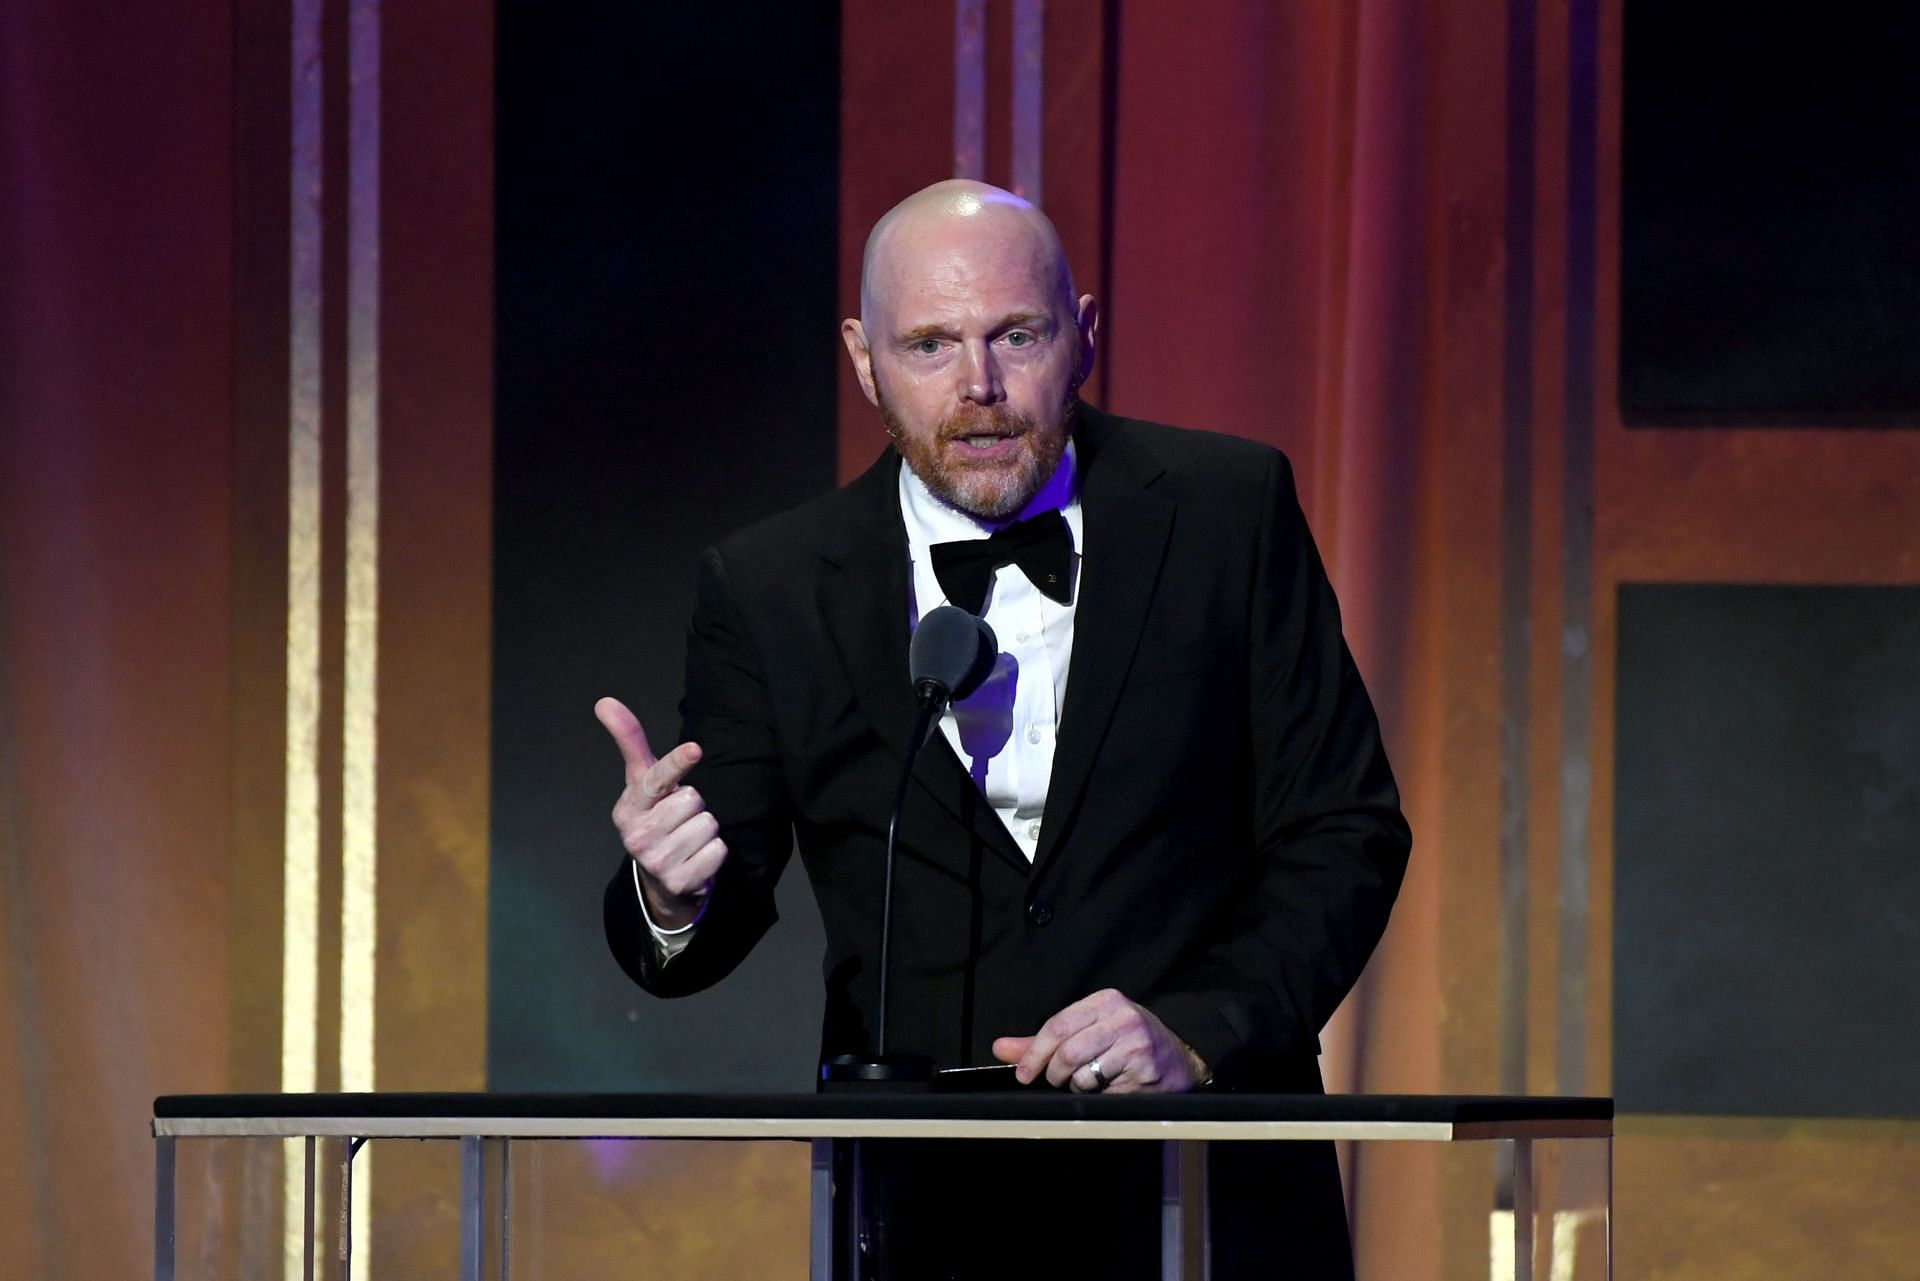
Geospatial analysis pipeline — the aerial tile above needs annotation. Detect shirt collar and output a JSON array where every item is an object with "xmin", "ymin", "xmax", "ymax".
[{"xmin": 898, "ymin": 439, "xmax": 1080, "ymax": 556}]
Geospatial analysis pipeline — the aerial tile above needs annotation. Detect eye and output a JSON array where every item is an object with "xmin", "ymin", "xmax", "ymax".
[
  {"xmin": 914, "ymin": 338, "xmax": 943, "ymax": 355},
  {"xmin": 1002, "ymin": 330, "xmax": 1033, "ymax": 348}
]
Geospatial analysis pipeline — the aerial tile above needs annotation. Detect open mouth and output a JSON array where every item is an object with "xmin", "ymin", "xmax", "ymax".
[{"xmin": 950, "ymin": 431, "xmax": 1023, "ymax": 457}]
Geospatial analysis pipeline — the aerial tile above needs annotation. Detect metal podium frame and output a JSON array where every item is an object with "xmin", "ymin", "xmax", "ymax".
[{"xmin": 153, "ymin": 1092, "xmax": 1613, "ymax": 1281}]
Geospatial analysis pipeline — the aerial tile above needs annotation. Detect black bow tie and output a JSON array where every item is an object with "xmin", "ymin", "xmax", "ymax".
[{"xmin": 929, "ymin": 509, "xmax": 1074, "ymax": 616}]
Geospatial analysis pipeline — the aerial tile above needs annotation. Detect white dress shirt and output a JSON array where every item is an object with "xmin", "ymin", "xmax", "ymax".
[
  {"xmin": 639, "ymin": 444, "xmax": 1082, "ymax": 958},
  {"xmin": 899, "ymin": 443, "xmax": 1081, "ymax": 860}
]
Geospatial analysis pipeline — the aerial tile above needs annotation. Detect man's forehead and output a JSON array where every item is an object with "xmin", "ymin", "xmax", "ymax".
[
  {"xmin": 889, "ymin": 250, "xmax": 1052, "ymax": 302},
  {"xmin": 871, "ymin": 221, "xmax": 1065, "ymax": 326}
]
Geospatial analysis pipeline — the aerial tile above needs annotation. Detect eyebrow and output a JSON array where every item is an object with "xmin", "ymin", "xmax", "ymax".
[{"xmin": 896, "ymin": 313, "xmax": 1052, "ymax": 342}]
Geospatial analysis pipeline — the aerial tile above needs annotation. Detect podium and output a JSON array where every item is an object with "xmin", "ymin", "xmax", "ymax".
[{"xmin": 153, "ymin": 1091, "xmax": 1612, "ymax": 1280}]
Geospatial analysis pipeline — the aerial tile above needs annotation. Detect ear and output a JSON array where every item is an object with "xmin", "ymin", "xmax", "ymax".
[
  {"xmin": 841, "ymin": 318, "xmax": 879, "ymax": 408},
  {"xmin": 1074, "ymin": 295, "xmax": 1099, "ymax": 383}
]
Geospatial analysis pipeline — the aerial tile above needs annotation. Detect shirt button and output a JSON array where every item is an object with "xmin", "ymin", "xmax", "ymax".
[
  {"xmin": 1026, "ymin": 724, "xmax": 1043, "ymax": 745},
  {"xmin": 1026, "ymin": 820, "xmax": 1042, "ymax": 841},
  {"xmin": 1027, "ymin": 899, "xmax": 1054, "ymax": 927},
  {"xmin": 1016, "ymin": 630, "xmax": 1032, "ymax": 643}
]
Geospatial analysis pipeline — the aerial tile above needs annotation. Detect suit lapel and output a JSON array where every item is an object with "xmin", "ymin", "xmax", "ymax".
[
  {"xmin": 819, "ymin": 449, "xmax": 1029, "ymax": 872},
  {"xmin": 1034, "ymin": 409, "xmax": 1174, "ymax": 874}
]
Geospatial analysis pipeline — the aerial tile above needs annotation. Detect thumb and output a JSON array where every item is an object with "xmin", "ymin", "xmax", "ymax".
[{"xmin": 594, "ymin": 696, "xmax": 657, "ymax": 779}]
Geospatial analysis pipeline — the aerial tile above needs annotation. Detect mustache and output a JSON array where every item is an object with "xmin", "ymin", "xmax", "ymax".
[{"xmin": 937, "ymin": 404, "xmax": 1031, "ymax": 441}]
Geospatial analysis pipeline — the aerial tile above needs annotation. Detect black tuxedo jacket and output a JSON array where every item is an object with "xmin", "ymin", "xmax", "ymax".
[{"xmin": 605, "ymin": 404, "xmax": 1410, "ymax": 1088}]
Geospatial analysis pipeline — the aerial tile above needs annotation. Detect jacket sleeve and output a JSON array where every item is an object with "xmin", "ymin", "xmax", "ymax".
[
  {"xmin": 1146, "ymin": 451, "xmax": 1411, "ymax": 1086},
  {"xmin": 604, "ymin": 542, "xmax": 797, "ymax": 997}
]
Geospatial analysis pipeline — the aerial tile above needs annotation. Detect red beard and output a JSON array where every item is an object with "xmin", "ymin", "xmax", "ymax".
[{"xmin": 877, "ymin": 387, "xmax": 1076, "ymax": 522}]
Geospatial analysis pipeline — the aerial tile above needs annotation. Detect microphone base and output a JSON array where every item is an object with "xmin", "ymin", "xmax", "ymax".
[{"xmin": 818, "ymin": 1054, "xmax": 937, "ymax": 1092}]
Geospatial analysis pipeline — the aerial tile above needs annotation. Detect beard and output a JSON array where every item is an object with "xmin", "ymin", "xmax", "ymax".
[{"xmin": 878, "ymin": 379, "xmax": 1078, "ymax": 523}]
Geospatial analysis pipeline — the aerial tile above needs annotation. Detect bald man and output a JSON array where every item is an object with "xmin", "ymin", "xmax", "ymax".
[{"xmin": 600, "ymin": 181, "xmax": 1409, "ymax": 1277}]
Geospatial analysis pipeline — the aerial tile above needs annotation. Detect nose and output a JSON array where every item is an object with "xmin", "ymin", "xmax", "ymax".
[{"xmin": 957, "ymin": 339, "xmax": 1004, "ymax": 406}]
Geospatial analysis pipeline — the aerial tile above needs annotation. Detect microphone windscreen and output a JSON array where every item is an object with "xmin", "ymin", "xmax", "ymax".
[{"xmin": 909, "ymin": 605, "xmax": 999, "ymax": 701}]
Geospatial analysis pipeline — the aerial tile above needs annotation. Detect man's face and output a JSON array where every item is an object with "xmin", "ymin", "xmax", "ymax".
[{"xmin": 846, "ymin": 209, "xmax": 1096, "ymax": 522}]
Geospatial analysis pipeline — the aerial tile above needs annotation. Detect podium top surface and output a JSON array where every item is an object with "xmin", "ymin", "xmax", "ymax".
[{"xmin": 153, "ymin": 1092, "xmax": 1613, "ymax": 1142}]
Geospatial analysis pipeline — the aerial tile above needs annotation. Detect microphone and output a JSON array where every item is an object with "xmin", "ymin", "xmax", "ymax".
[
  {"xmin": 821, "ymin": 606, "xmax": 998, "ymax": 1089},
  {"xmin": 909, "ymin": 605, "xmax": 998, "ymax": 710}
]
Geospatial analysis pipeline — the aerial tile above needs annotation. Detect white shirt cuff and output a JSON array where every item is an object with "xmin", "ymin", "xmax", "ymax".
[{"xmin": 632, "ymin": 861, "xmax": 701, "ymax": 964}]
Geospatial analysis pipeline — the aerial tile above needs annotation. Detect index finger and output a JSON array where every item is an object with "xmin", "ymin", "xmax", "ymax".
[
  {"xmin": 640, "ymin": 740, "xmax": 704, "ymax": 801},
  {"xmin": 594, "ymin": 696, "xmax": 656, "ymax": 779},
  {"xmin": 1015, "ymin": 997, "xmax": 1101, "ymax": 1084}
]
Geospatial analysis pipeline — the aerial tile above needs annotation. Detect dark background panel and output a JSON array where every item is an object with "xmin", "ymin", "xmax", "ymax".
[
  {"xmin": 490, "ymin": 0, "xmax": 840, "ymax": 1091},
  {"xmin": 1620, "ymin": 2, "xmax": 1920, "ymax": 423},
  {"xmin": 1614, "ymin": 583, "xmax": 1920, "ymax": 1116}
]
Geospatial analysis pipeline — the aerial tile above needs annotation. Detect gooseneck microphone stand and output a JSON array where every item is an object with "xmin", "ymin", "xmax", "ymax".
[
  {"xmin": 875, "ymin": 683, "xmax": 945, "ymax": 1069},
  {"xmin": 819, "ymin": 683, "xmax": 946, "ymax": 1088},
  {"xmin": 817, "ymin": 606, "xmax": 996, "ymax": 1280},
  {"xmin": 821, "ymin": 605, "xmax": 995, "ymax": 1088}
]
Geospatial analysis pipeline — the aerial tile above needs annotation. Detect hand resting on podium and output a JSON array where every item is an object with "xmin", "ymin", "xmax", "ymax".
[{"xmin": 993, "ymin": 986, "xmax": 1210, "ymax": 1094}]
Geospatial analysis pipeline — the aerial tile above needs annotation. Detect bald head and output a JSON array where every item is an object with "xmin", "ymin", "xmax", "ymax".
[{"xmin": 858, "ymin": 179, "xmax": 1076, "ymax": 332}]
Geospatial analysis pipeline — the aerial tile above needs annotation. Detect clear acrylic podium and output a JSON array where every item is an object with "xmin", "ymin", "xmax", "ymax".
[{"xmin": 152, "ymin": 1091, "xmax": 1612, "ymax": 1280}]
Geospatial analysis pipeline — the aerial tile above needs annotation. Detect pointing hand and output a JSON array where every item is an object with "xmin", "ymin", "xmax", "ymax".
[{"xmin": 596, "ymin": 697, "xmax": 725, "ymax": 930}]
